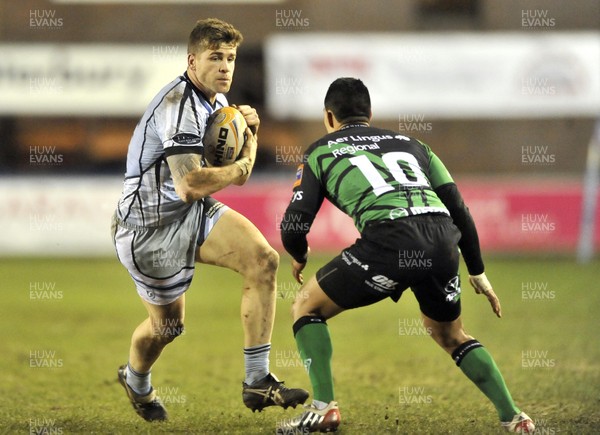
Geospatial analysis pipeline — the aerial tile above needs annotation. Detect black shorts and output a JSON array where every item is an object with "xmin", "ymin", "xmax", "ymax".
[{"xmin": 316, "ymin": 215, "xmax": 462, "ymax": 322}]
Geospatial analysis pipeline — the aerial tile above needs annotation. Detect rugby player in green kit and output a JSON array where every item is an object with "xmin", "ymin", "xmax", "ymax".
[{"xmin": 278, "ymin": 78, "xmax": 534, "ymax": 433}]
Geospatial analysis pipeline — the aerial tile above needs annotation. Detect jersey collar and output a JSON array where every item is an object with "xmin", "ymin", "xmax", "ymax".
[
  {"xmin": 182, "ymin": 71, "xmax": 222, "ymax": 112},
  {"xmin": 339, "ymin": 123, "xmax": 369, "ymax": 131}
]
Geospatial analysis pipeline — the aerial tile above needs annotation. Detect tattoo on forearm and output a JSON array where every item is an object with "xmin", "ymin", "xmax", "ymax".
[{"xmin": 169, "ymin": 154, "xmax": 201, "ymax": 183}]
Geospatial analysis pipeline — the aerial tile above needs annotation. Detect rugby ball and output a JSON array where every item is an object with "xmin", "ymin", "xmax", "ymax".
[{"xmin": 203, "ymin": 106, "xmax": 247, "ymax": 167}]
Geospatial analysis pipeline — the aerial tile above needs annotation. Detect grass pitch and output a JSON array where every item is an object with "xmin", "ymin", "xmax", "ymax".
[{"xmin": 1, "ymin": 255, "xmax": 599, "ymax": 434}]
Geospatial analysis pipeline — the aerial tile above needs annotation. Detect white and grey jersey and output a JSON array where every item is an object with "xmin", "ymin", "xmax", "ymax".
[{"xmin": 116, "ymin": 72, "xmax": 228, "ymax": 227}]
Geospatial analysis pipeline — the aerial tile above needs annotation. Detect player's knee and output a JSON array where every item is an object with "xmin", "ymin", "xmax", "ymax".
[
  {"xmin": 292, "ymin": 290, "xmax": 325, "ymax": 321},
  {"xmin": 291, "ymin": 296, "xmax": 303, "ymax": 320},
  {"xmin": 260, "ymin": 245, "xmax": 279, "ymax": 274},
  {"xmin": 242, "ymin": 243, "xmax": 279, "ymax": 280},
  {"xmin": 429, "ymin": 327, "xmax": 464, "ymax": 351},
  {"xmin": 151, "ymin": 319, "xmax": 185, "ymax": 345}
]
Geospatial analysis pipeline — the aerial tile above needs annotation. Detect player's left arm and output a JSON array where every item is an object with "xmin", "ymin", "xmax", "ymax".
[
  {"xmin": 158, "ymin": 89, "xmax": 247, "ymax": 197},
  {"xmin": 426, "ymin": 147, "xmax": 501, "ymax": 317},
  {"xmin": 280, "ymin": 160, "xmax": 325, "ymax": 283},
  {"xmin": 167, "ymin": 127, "xmax": 256, "ymax": 202}
]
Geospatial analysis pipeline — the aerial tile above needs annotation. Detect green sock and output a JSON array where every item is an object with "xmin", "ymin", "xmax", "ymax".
[
  {"xmin": 452, "ymin": 340, "xmax": 520, "ymax": 421},
  {"xmin": 293, "ymin": 316, "xmax": 334, "ymax": 403}
]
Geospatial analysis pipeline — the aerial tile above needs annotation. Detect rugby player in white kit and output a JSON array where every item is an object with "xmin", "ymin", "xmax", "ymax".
[{"xmin": 112, "ymin": 18, "xmax": 308, "ymax": 421}]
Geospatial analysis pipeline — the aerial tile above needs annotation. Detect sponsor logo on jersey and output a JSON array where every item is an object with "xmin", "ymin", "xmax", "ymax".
[
  {"xmin": 389, "ymin": 206, "xmax": 450, "ymax": 219},
  {"xmin": 331, "ymin": 143, "xmax": 380, "ymax": 158},
  {"xmin": 291, "ymin": 191, "xmax": 303, "ymax": 202},
  {"xmin": 409, "ymin": 206, "xmax": 450, "ymax": 216},
  {"xmin": 443, "ymin": 275, "xmax": 461, "ymax": 303},
  {"xmin": 390, "ymin": 208, "xmax": 410, "ymax": 219},
  {"xmin": 327, "ymin": 134, "xmax": 395, "ymax": 147},
  {"xmin": 293, "ymin": 164, "xmax": 304, "ymax": 188},
  {"xmin": 172, "ymin": 132, "xmax": 202, "ymax": 145}
]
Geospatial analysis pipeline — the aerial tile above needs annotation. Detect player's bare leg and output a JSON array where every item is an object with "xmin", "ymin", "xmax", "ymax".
[
  {"xmin": 421, "ymin": 313, "xmax": 472, "ymax": 354},
  {"xmin": 118, "ymin": 295, "xmax": 185, "ymax": 422},
  {"xmin": 130, "ymin": 295, "xmax": 186, "ymax": 372},
  {"xmin": 278, "ymin": 277, "xmax": 343, "ymax": 434},
  {"xmin": 197, "ymin": 209, "xmax": 308, "ymax": 411},
  {"xmin": 291, "ymin": 275, "xmax": 345, "ymax": 322},
  {"xmin": 197, "ymin": 210, "xmax": 278, "ymax": 348},
  {"xmin": 422, "ymin": 313, "xmax": 534, "ymax": 432}
]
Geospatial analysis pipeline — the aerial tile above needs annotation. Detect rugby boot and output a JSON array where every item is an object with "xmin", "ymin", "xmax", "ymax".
[
  {"xmin": 501, "ymin": 412, "xmax": 535, "ymax": 433},
  {"xmin": 242, "ymin": 373, "xmax": 309, "ymax": 412},
  {"xmin": 117, "ymin": 364, "xmax": 168, "ymax": 421},
  {"xmin": 277, "ymin": 401, "xmax": 341, "ymax": 433}
]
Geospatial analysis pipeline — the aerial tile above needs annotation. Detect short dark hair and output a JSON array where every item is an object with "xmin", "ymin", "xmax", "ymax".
[
  {"xmin": 188, "ymin": 18, "xmax": 243, "ymax": 54},
  {"xmin": 324, "ymin": 78, "xmax": 371, "ymax": 123}
]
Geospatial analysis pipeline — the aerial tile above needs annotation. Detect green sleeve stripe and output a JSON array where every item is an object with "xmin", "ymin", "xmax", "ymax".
[
  {"xmin": 429, "ymin": 153, "xmax": 454, "ymax": 188},
  {"xmin": 306, "ymin": 155, "xmax": 321, "ymax": 181},
  {"xmin": 416, "ymin": 139, "xmax": 453, "ymax": 187}
]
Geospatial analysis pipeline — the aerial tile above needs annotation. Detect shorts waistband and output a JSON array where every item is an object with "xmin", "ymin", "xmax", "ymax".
[
  {"xmin": 112, "ymin": 212, "xmax": 160, "ymax": 231},
  {"xmin": 365, "ymin": 213, "xmax": 452, "ymax": 228}
]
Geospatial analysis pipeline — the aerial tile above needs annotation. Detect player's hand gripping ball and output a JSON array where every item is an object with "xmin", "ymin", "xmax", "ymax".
[{"xmin": 203, "ymin": 106, "xmax": 247, "ymax": 167}]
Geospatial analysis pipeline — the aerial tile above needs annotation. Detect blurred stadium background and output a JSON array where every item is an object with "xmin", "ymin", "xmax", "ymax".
[
  {"xmin": 1, "ymin": 0, "xmax": 599, "ymax": 433},
  {"xmin": 1, "ymin": 0, "xmax": 599, "ymax": 257}
]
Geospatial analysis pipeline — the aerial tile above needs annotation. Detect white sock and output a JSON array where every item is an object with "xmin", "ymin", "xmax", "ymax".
[
  {"xmin": 126, "ymin": 363, "xmax": 152, "ymax": 396},
  {"xmin": 313, "ymin": 399, "xmax": 328, "ymax": 410},
  {"xmin": 244, "ymin": 343, "xmax": 271, "ymax": 385}
]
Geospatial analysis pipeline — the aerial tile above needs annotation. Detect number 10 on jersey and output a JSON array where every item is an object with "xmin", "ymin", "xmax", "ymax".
[{"xmin": 349, "ymin": 152, "xmax": 430, "ymax": 196}]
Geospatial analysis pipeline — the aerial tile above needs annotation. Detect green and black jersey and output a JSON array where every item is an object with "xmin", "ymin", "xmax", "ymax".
[
  {"xmin": 281, "ymin": 124, "xmax": 484, "ymax": 275},
  {"xmin": 301, "ymin": 125, "xmax": 453, "ymax": 232}
]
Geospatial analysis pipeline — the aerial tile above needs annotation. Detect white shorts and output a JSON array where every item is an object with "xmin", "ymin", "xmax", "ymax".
[{"xmin": 112, "ymin": 197, "xmax": 229, "ymax": 305}]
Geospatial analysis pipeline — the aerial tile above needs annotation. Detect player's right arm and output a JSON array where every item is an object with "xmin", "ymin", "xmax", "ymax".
[
  {"xmin": 167, "ymin": 127, "xmax": 256, "ymax": 203},
  {"xmin": 425, "ymin": 145, "xmax": 501, "ymax": 317},
  {"xmin": 156, "ymin": 85, "xmax": 256, "ymax": 202},
  {"xmin": 280, "ymin": 156, "xmax": 325, "ymax": 282},
  {"xmin": 425, "ymin": 146, "xmax": 484, "ymax": 275}
]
